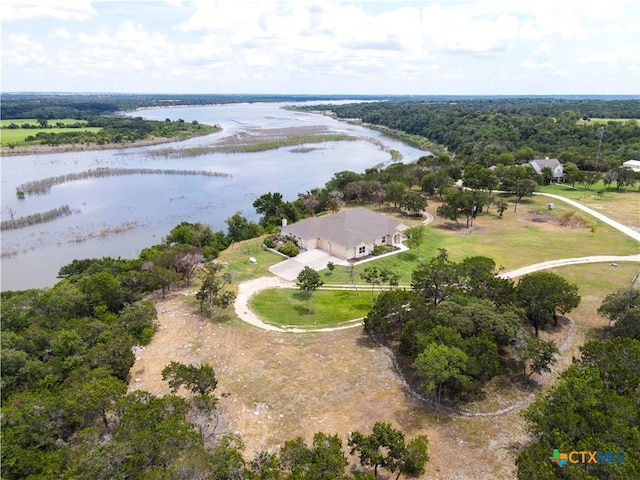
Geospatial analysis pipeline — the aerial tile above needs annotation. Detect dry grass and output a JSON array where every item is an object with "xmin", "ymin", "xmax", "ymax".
[{"xmin": 128, "ymin": 260, "xmax": 638, "ymax": 479}]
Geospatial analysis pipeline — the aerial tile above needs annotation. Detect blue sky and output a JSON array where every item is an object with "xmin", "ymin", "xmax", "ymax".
[{"xmin": 2, "ymin": 0, "xmax": 638, "ymax": 95}]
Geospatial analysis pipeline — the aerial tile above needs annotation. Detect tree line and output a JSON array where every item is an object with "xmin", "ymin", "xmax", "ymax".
[{"xmin": 294, "ymin": 99, "xmax": 640, "ymax": 171}]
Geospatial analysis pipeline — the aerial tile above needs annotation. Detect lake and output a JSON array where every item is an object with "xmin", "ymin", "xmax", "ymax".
[{"xmin": 1, "ymin": 102, "xmax": 427, "ymax": 291}]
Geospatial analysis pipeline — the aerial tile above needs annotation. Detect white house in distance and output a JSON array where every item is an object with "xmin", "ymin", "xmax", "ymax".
[
  {"xmin": 622, "ymin": 160, "xmax": 640, "ymax": 172},
  {"xmin": 529, "ymin": 157, "xmax": 566, "ymax": 182},
  {"xmin": 281, "ymin": 207, "xmax": 409, "ymax": 261}
]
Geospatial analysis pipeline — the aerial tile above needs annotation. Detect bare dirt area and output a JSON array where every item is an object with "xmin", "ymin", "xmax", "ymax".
[{"xmin": 130, "ymin": 288, "xmax": 526, "ymax": 479}]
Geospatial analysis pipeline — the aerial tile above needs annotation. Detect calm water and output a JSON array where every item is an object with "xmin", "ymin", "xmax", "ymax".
[{"xmin": 1, "ymin": 102, "xmax": 426, "ymax": 290}]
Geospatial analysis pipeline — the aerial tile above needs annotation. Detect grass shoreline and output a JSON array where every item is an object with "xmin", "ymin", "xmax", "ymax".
[{"xmin": 0, "ymin": 131, "xmax": 218, "ymax": 156}]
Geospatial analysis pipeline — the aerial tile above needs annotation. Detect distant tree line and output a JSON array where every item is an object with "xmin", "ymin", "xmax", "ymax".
[{"xmin": 295, "ymin": 99, "xmax": 640, "ymax": 171}]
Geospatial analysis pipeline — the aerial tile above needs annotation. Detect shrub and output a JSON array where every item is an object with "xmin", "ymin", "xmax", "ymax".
[
  {"xmin": 372, "ymin": 244, "xmax": 396, "ymax": 256},
  {"xmin": 263, "ymin": 236, "xmax": 276, "ymax": 248},
  {"xmin": 278, "ymin": 241, "xmax": 299, "ymax": 257}
]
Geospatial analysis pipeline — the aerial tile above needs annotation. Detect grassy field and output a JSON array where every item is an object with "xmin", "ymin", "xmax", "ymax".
[
  {"xmin": 576, "ymin": 117, "xmax": 639, "ymax": 125},
  {"xmin": 539, "ymin": 182, "xmax": 640, "ymax": 230},
  {"xmin": 222, "ymin": 192, "xmax": 639, "ymax": 328},
  {"xmin": 250, "ymin": 288, "xmax": 371, "ymax": 327},
  {"xmin": 1, "ymin": 118, "xmax": 102, "ymax": 146}
]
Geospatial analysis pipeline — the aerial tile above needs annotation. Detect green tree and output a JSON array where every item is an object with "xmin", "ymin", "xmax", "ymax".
[
  {"xmin": 384, "ymin": 181, "xmax": 408, "ymax": 208},
  {"xmin": 348, "ymin": 422, "xmax": 406, "ymax": 478},
  {"xmin": 400, "ymin": 191, "xmax": 427, "ymax": 217},
  {"xmin": 225, "ymin": 211, "xmax": 264, "ymax": 243},
  {"xmin": 161, "ymin": 361, "xmax": 219, "ymax": 410},
  {"xmin": 396, "ymin": 436, "xmax": 429, "ymax": 480},
  {"xmin": 404, "ymin": 225, "xmax": 425, "ymax": 259},
  {"xmin": 296, "ymin": 266, "xmax": 324, "ymax": 313},
  {"xmin": 509, "ymin": 329, "xmax": 559, "ymax": 381},
  {"xmin": 598, "ymin": 287, "xmax": 640, "ymax": 339},
  {"xmin": 364, "ymin": 290, "xmax": 427, "ymax": 342},
  {"xmin": 516, "ymin": 271, "xmax": 580, "ymax": 336},
  {"xmin": 195, "ymin": 262, "xmax": 235, "ymax": 318},
  {"xmin": 413, "ymin": 343, "xmax": 470, "ymax": 415},
  {"xmin": 517, "ymin": 338, "xmax": 640, "ymax": 478},
  {"xmin": 436, "ymin": 188, "xmax": 484, "ymax": 229},
  {"xmin": 411, "ymin": 249, "xmax": 460, "ymax": 305}
]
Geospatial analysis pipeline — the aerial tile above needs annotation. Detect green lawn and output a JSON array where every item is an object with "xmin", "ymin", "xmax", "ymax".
[
  {"xmin": 0, "ymin": 118, "xmax": 102, "ymax": 146},
  {"xmin": 250, "ymin": 288, "xmax": 371, "ymax": 327},
  {"xmin": 218, "ymin": 236, "xmax": 285, "ymax": 283},
  {"xmin": 0, "ymin": 118, "xmax": 88, "ymax": 127}
]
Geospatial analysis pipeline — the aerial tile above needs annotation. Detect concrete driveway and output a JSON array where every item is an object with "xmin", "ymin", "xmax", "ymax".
[{"xmin": 269, "ymin": 249, "xmax": 347, "ymax": 281}]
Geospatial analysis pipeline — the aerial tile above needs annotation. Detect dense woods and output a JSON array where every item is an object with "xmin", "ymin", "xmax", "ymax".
[{"xmin": 295, "ymin": 98, "xmax": 640, "ymax": 170}]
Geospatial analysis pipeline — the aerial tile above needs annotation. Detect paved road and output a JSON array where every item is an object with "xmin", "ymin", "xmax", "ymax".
[{"xmin": 235, "ymin": 196, "xmax": 639, "ymax": 332}]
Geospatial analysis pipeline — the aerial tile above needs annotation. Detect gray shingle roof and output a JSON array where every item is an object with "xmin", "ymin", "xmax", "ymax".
[{"xmin": 282, "ymin": 207, "xmax": 408, "ymax": 248}]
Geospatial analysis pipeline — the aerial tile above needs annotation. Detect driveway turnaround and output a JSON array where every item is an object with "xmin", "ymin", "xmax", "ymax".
[{"xmin": 269, "ymin": 249, "xmax": 347, "ymax": 281}]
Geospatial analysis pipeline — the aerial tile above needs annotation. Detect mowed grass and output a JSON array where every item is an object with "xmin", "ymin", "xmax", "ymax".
[
  {"xmin": 0, "ymin": 118, "xmax": 101, "ymax": 146},
  {"xmin": 250, "ymin": 288, "xmax": 371, "ymax": 327},
  {"xmin": 539, "ymin": 182, "xmax": 640, "ymax": 230},
  {"xmin": 217, "ymin": 236, "xmax": 285, "ymax": 283},
  {"xmin": 324, "ymin": 195, "xmax": 639, "ymax": 286},
  {"xmin": 576, "ymin": 117, "xmax": 639, "ymax": 125}
]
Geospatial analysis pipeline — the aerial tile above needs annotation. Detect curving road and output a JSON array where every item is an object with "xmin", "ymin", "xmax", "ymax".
[{"xmin": 234, "ymin": 195, "xmax": 639, "ymax": 333}]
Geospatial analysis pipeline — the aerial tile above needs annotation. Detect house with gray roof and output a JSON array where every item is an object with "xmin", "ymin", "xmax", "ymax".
[
  {"xmin": 622, "ymin": 160, "xmax": 640, "ymax": 172},
  {"xmin": 529, "ymin": 157, "xmax": 566, "ymax": 181},
  {"xmin": 281, "ymin": 207, "xmax": 409, "ymax": 261}
]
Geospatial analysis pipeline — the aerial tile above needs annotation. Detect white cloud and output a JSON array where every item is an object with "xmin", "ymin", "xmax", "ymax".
[
  {"xmin": 53, "ymin": 28, "xmax": 71, "ymax": 38},
  {"xmin": 520, "ymin": 60, "xmax": 553, "ymax": 69},
  {"xmin": 3, "ymin": 34, "xmax": 48, "ymax": 67},
  {"xmin": 1, "ymin": 0, "xmax": 96, "ymax": 22}
]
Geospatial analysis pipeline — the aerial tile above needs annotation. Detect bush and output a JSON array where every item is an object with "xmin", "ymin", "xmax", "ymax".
[
  {"xmin": 278, "ymin": 241, "xmax": 300, "ymax": 257},
  {"xmin": 372, "ymin": 244, "xmax": 396, "ymax": 256},
  {"xmin": 263, "ymin": 236, "xmax": 276, "ymax": 248}
]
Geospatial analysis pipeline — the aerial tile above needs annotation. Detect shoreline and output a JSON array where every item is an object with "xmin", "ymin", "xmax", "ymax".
[{"xmin": 0, "ymin": 130, "xmax": 220, "ymax": 157}]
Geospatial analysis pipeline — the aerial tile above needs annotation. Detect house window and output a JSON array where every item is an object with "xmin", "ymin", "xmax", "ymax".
[
  {"xmin": 358, "ymin": 246, "xmax": 366, "ymax": 254},
  {"xmin": 381, "ymin": 237, "xmax": 386, "ymax": 243}
]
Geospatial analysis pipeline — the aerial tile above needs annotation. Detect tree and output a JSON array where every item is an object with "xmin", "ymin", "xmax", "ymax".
[
  {"xmin": 404, "ymin": 225, "xmax": 425, "ymax": 259},
  {"xmin": 348, "ymin": 422, "xmax": 406, "ymax": 478},
  {"xmin": 384, "ymin": 181, "xmax": 407, "ymax": 208},
  {"xmin": 280, "ymin": 432, "xmax": 348, "ymax": 480},
  {"xmin": 615, "ymin": 166, "xmax": 636, "ymax": 190},
  {"xmin": 411, "ymin": 249, "xmax": 460, "ymax": 305},
  {"xmin": 174, "ymin": 250, "xmax": 205, "ymax": 286},
  {"xmin": 364, "ymin": 290, "xmax": 427, "ymax": 342},
  {"xmin": 360, "ymin": 267, "xmax": 398, "ymax": 305},
  {"xmin": 598, "ymin": 287, "xmax": 640, "ymax": 339},
  {"xmin": 225, "ymin": 212, "xmax": 264, "ymax": 243},
  {"xmin": 495, "ymin": 199, "xmax": 508, "ymax": 217},
  {"xmin": 396, "ymin": 436, "xmax": 429, "ymax": 480},
  {"xmin": 436, "ymin": 188, "xmax": 484, "ymax": 229},
  {"xmin": 296, "ymin": 266, "xmax": 323, "ymax": 313},
  {"xmin": 509, "ymin": 330, "xmax": 558, "ymax": 381},
  {"xmin": 327, "ymin": 190, "xmax": 344, "ymax": 213},
  {"xmin": 413, "ymin": 343, "xmax": 470, "ymax": 415},
  {"xmin": 195, "ymin": 262, "xmax": 235, "ymax": 318},
  {"xmin": 400, "ymin": 192, "xmax": 427, "ymax": 217},
  {"xmin": 253, "ymin": 192, "xmax": 286, "ymax": 227},
  {"xmin": 563, "ymin": 162, "xmax": 581, "ymax": 188},
  {"xmin": 515, "ymin": 271, "xmax": 580, "ymax": 336},
  {"xmin": 161, "ymin": 361, "xmax": 219, "ymax": 410},
  {"xmin": 517, "ymin": 338, "xmax": 640, "ymax": 478}
]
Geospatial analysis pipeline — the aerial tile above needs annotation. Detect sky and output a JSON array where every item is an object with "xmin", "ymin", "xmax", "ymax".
[{"xmin": 1, "ymin": 0, "xmax": 639, "ymax": 95}]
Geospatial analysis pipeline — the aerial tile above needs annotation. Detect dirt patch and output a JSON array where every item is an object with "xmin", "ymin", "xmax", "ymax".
[{"xmin": 129, "ymin": 288, "xmax": 530, "ymax": 479}]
